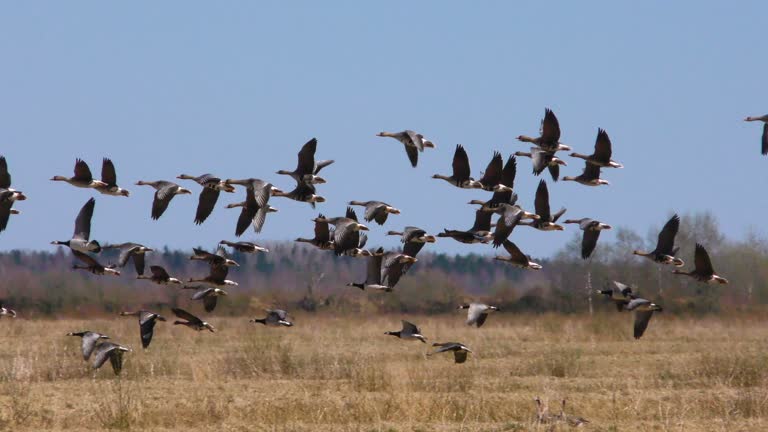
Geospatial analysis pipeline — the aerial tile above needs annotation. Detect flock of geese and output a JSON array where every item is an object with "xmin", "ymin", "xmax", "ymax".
[{"xmin": 0, "ymin": 109, "xmax": 753, "ymax": 395}]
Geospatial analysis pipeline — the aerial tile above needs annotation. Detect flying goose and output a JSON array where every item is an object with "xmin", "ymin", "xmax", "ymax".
[
  {"xmin": 71, "ymin": 250, "xmax": 120, "ymax": 276},
  {"xmin": 672, "ymin": 243, "xmax": 728, "ymax": 284},
  {"xmin": 190, "ymin": 246, "xmax": 239, "ymax": 267},
  {"xmin": 135, "ymin": 180, "xmax": 192, "ymax": 220},
  {"xmin": 0, "ymin": 302, "xmax": 16, "ymax": 318},
  {"xmin": 559, "ymin": 399, "xmax": 589, "ymax": 427},
  {"xmin": 219, "ymin": 240, "xmax": 269, "ymax": 253},
  {"xmin": 172, "ymin": 307, "xmax": 215, "ymax": 332},
  {"xmin": 67, "ymin": 331, "xmax": 109, "ymax": 360},
  {"xmin": 92, "ymin": 341, "xmax": 131, "ymax": 375},
  {"xmin": 596, "ymin": 281, "xmax": 637, "ymax": 311},
  {"xmin": 345, "ymin": 232, "xmax": 375, "ymax": 258},
  {"xmin": 491, "ymin": 204, "xmax": 536, "ymax": 248},
  {"xmin": 119, "ymin": 310, "xmax": 166, "ymax": 349},
  {"xmin": 51, "ymin": 197, "xmax": 101, "ymax": 253},
  {"xmin": 347, "ymin": 247, "xmax": 390, "ymax": 291},
  {"xmin": 387, "ymin": 226, "xmax": 436, "ymax": 268},
  {"xmin": 376, "ymin": 130, "xmax": 436, "ymax": 167},
  {"xmin": 494, "ymin": 240, "xmax": 542, "ymax": 269},
  {"xmin": 476, "ymin": 151, "xmax": 506, "ymax": 191},
  {"xmin": 385, "ymin": 320, "xmax": 427, "ymax": 343},
  {"xmin": 315, "ymin": 208, "xmax": 370, "ymax": 256},
  {"xmin": 102, "ymin": 242, "xmax": 153, "ymax": 275},
  {"xmin": 176, "ymin": 174, "xmax": 235, "ymax": 225},
  {"xmin": 437, "ymin": 209, "xmax": 494, "ymax": 244},
  {"xmin": 51, "ymin": 159, "xmax": 108, "ymax": 189},
  {"xmin": 136, "ymin": 265, "xmax": 183, "ymax": 285},
  {"xmin": 185, "ymin": 287, "xmax": 228, "ymax": 312},
  {"xmin": 224, "ymin": 178, "xmax": 280, "ymax": 235},
  {"xmin": 458, "ymin": 303, "xmax": 499, "ymax": 327},
  {"xmin": 380, "ymin": 252, "xmax": 418, "ymax": 289},
  {"xmin": 564, "ymin": 218, "xmax": 612, "ymax": 259},
  {"xmin": 534, "ymin": 397, "xmax": 559, "ymax": 425},
  {"xmin": 348, "ymin": 200, "xmax": 401, "ymax": 225},
  {"xmin": 744, "ymin": 114, "xmax": 768, "ymax": 155},
  {"xmin": 514, "ymin": 148, "xmax": 567, "ymax": 181},
  {"xmin": 295, "ymin": 213, "xmax": 334, "ymax": 250},
  {"xmin": 428, "ymin": 342, "xmax": 472, "ymax": 363},
  {"xmin": 0, "ymin": 156, "xmax": 27, "ymax": 233},
  {"xmin": 250, "ymin": 309, "xmax": 293, "ymax": 327},
  {"xmin": 272, "ymin": 179, "xmax": 326, "ymax": 208},
  {"xmin": 562, "ymin": 162, "xmax": 610, "ymax": 186},
  {"xmin": 432, "ymin": 144, "xmax": 483, "ymax": 189},
  {"xmin": 625, "ymin": 297, "xmax": 663, "ymax": 339},
  {"xmin": 94, "ymin": 158, "xmax": 130, "ymax": 196},
  {"xmin": 517, "ymin": 108, "xmax": 571, "ymax": 152},
  {"xmin": 633, "ymin": 214, "xmax": 685, "ymax": 266},
  {"xmin": 188, "ymin": 262, "xmax": 238, "ymax": 287},
  {"xmin": 520, "ymin": 180, "xmax": 566, "ymax": 231},
  {"xmin": 276, "ymin": 138, "xmax": 333, "ymax": 184},
  {"xmin": 469, "ymin": 155, "xmax": 519, "ymax": 211},
  {"xmin": 571, "ymin": 128, "xmax": 623, "ymax": 168}
]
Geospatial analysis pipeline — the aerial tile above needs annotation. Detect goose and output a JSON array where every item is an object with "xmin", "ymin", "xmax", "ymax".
[
  {"xmin": 119, "ymin": 310, "xmax": 166, "ymax": 349},
  {"xmin": 272, "ymin": 179, "xmax": 326, "ymax": 208},
  {"xmin": 458, "ymin": 303, "xmax": 499, "ymax": 327},
  {"xmin": 517, "ymin": 108, "xmax": 571, "ymax": 152},
  {"xmin": 468, "ymin": 155, "xmax": 518, "ymax": 210},
  {"xmin": 625, "ymin": 297, "xmax": 663, "ymax": 339},
  {"xmin": 428, "ymin": 342, "xmax": 472, "ymax": 363},
  {"xmin": 384, "ymin": 320, "xmax": 427, "ymax": 343},
  {"xmin": 135, "ymin": 180, "xmax": 192, "ymax": 220},
  {"xmin": 71, "ymin": 250, "xmax": 120, "ymax": 276},
  {"xmin": 514, "ymin": 148, "xmax": 567, "ymax": 181},
  {"xmin": 172, "ymin": 307, "xmax": 215, "ymax": 332},
  {"xmin": 190, "ymin": 246, "xmax": 239, "ymax": 267},
  {"xmin": 51, "ymin": 159, "xmax": 108, "ymax": 189},
  {"xmin": 176, "ymin": 174, "xmax": 235, "ymax": 225},
  {"xmin": 432, "ymin": 144, "xmax": 483, "ymax": 189},
  {"xmin": 520, "ymin": 180, "xmax": 566, "ymax": 231},
  {"xmin": 386, "ymin": 226, "xmax": 436, "ymax": 265},
  {"xmin": 348, "ymin": 200, "xmax": 401, "ymax": 225},
  {"xmin": 744, "ymin": 114, "xmax": 768, "ymax": 155},
  {"xmin": 295, "ymin": 213, "xmax": 334, "ymax": 250},
  {"xmin": 380, "ymin": 252, "xmax": 418, "ymax": 289},
  {"xmin": 491, "ymin": 203, "xmax": 536, "ymax": 248},
  {"xmin": 476, "ymin": 151, "xmax": 505, "ymax": 191},
  {"xmin": 94, "ymin": 158, "xmax": 130, "ymax": 196},
  {"xmin": 276, "ymin": 138, "xmax": 333, "ymax": 184},
  {"xmin": 92, "ymin": 341, "xmax": 131, "ymax": 375},
  {"xmin": 347, "ymin": 247, "xmax": 390, "ymax": 291},
  {"xmin": 494, "ymin": 240, "xmax": 542, "ymax": 269},
  {"xmin": 377, "ymin": 130, "xmax": 436, "ymax": 167},
  {"xmin": 570, "ymin": 128, "xmax": 623, "ymax": 168},
  {"xmin": 224, "ymin": 178, "xmax": 280, "ymax": 235},
  {"xmin": 51, "ymin": 197, "xmax": 101, "ymax": 253},
  {"xmin": 672, "ymin": 243, "xmax": 728, "ymax": 284},
  {"xmin": 633, "ymin": 214, "xmax": 685, "ymax": 266},
  {"xmin": 596, "ymin": 281, "xmax": 636, "ymax": 311},
  {"xmin": 0, "ymin": 156, "xmax": 26, "ymax": 233},
  {"xmin": 102, "ymin": 242, "xmax": 153, "ymax": 276},
  {"xmin": 0, "ymin": 302, "xmax": 17, "ymax": 318},
  {"xmin": 534, "ymin": 397, "xmax": 559, "ymax": 425},
  {"xmin": 250, "ymin": 309, "xmax": 293, "ymax": 327},
  {"xmin": 67, "ymin": 331, "xmax": 109, "ymax": 360},
  {"xmin": 437, "ymin": 209, "xmax": 494, "ymax": 244},
  {"xmin": 219, "ymin": 240, "xmax": 269, "ymax": 254},
  {"xmin": 136, "ymin": 265, "xmax": 183, "ymax": 285},
  {"xmin": 345, "ymin": 232, "xmax": 375, "ymax": 258},
  {"xmin": 564, "ymin": 218, "xmax": 612, "ymax": 259},
  {"xmin": 562, "ymin": 162, "xmax": 610, "ymax": 186},
  {"xmin": 559, "ymin": 399, "xmax": 589, "ymax": 427},
  {"xmin": 185, "ymin": 287, "xmax": 228, "ymax": 312},
  {"xmin": 188, "ymin": 262, "xmax": 238, "ymax": 287},
  {"xmin": 315, "ymin": 207, "xmax": 370, "ymax": 256}
]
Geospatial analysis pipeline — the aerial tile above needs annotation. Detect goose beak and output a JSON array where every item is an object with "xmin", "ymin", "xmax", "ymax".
[
  {"xmin": 424, "ymin": 235, "xmax": 437, "ymax": 243},
  {"xmin": 376, "ymin": 132, "xmax": 386, "ymax": 137}
]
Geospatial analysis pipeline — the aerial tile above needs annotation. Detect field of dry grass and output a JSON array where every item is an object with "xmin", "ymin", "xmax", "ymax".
[{"xmin": 0, "ymin": 312, "xmax": 766, "ymax": 431}]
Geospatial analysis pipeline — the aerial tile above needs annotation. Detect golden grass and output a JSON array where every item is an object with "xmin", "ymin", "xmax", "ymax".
[{"xmin": 0, "ymin": 312, "xmax": 767, "ymax": 431}]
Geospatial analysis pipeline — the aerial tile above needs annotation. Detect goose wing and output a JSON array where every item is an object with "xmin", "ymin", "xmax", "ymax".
[
  {"xmin": 404, "ymin": 144, "xmax": 419, "ymax": 167},
  {"xmin": 333, "ymin": 221, "xmax": 359, "ymax": 256},
  {"xmin": 531, "ymin": 149, "xmax": 550, "ymax": 176},
  {"xmin": 470, "ymin": 209, "xmax": 493, "ymax": 233},
  {"xmin": 72, "ymin": 250, "xmax": 100, "ymax": 267},
  {"xmin": 314, "ymin": 214, "xmax": 331, "ymax": 243},
  {"xmin": 534, "ymin": 180, "xmax": 551, "ymax": 221},
  {"xmin": 191, "ymin": 287, "xmax": 215, "ymax": 301},
  {"xmin": 547, "ymin": 163, "xmax": 560, "ymax": 182},
  {"xmin": 194, "ymin": 187, "xmax": 220, "ymax": 225},
  {"xmin": 152, "ymin": 183, "xmax": 180, "ymax": 220},
  {"xmin": 454, "ymin": 350, "xmax": 469, "ymax": 364},
  {"xmin": 405, "ymin": 130, "xmax": 424, "ymax": 151},
  {"xmin": 235, "ymin": 189, "xmax": 258, "ymax": 237},
  {"xmin": 101, "ymin": 158, "xmax": 118, "ymax": 186},
  {"xmin": 498, "ymin": 155, "xmax": 516, "ymax": 190},
  {"xmin": 581, "ymin": 229, "xmax": 601, "ymax": 259},
  {"xmin": 358, "ymin": 232, "xmax": 368, "ymax": 248},
  {"xmin": 762, "ymin": 123, "xmax": 768, "ymax": 155},
  {"xmin": 654, "ymin": 214, "xmax": 680, "ymax": 255},
  {"xmin": 73, "ymin": 198, "xmax": 96, "ymax": 241},
  {"xmin": 502, "ymin": 240, "xmax": 528, "ymax": 265},
  {"xmin": 117, "ymin": 244, "xmax": 138, "ymax": 267},
  {"xmin": 81, "ymin": 332, "xmax": 104, "ymax": 360},
  {"xmin": 694, "ymin": 243, "xmax": 715, "ymax": 276},
  {"xmin": 492, "ymin": 206, "xmax": 523, "ymax": 248},
  {"xmin": 92, "ymin": 342, "xmax": 118, "ymax": 369},
  {"xmin": 314, "ymin": 159, "xmax": 334, "ymax": 175},
  {"xmin": 432, "ymin": 342, "xmax": 461, "ymax": 354},
  {"xmin": 363, "ymin": 202, "xmax": 383, "ymax": 223},
  {"xmin": 0, "ymin": 200, "xmax": 12, "ymax": 233},
  {"xmin": 633, "ymin": 310, "xmax": 655, "ymax": 339},
  {"xmin": 403, "ymin": 241, "xmax": 426, "ymax": 260},
  {"xmin": 252, "ymin": 206, "xmax": 271, "ymax": 234},
  {"xmin": 249, "ymin": 179, "xmax": 273, "ymax": 208},
  {"xmin": 593, "ymin": 129, "xmax": 612, "ymax": 163},
  {"xmin": 172, "ymin": 308, "xmax": 203, "ymax": 325},
  {"xmin": 452, "ymin": 145, "xmax": 471, "ymax": 183},
  {"xmin": 296, "ymin": 138, "xmax": 318, "ymax": 175},
  {"xmin": 365, "ymin": 249, "xmax": 384, "ymax": 284},
  {"xmin": 541, "ymin": 109, "xmax": 561, "ymax": 144},
  {"xmin": 401, "ymin": 320, "xmax": 420, "ymax": 335},
  {"xmin": 0, "ymin": 156, "xmax": 10, "ymax": 189},
  {"xmin": 73, "ymin": 159, "xmax": 94, "ymax": 182},
  {"xmin": 478, "ymin": 152, "xmax": 503, "ymax": 189},
  {"xmin": 203, "ymin": 294, "xmax": 218, "ymax": 312},
  {"xmin": 150, "ymin": 265, "xmax": 171, "ymax": 280},
  {"xmin": 466, "ymin": 303, "xmax": 488, "ymax": 326},
  {"xmin": 346, "ymin": 206, "xmax": 359, "ymax": 222},
  {"xmin": 582, "ymin": 163, "xmax": 601, "ymax": 181},
  {"xmin": 551, "ymin": 207, "xmax": 567, "ymax": 223},
  {"xmin": 208, "ymin": 263, "xmax": 229, "ymax": 283},
  {"xmin": 138, "ymin": 312, "xmax": 161, "ymax": 348}
]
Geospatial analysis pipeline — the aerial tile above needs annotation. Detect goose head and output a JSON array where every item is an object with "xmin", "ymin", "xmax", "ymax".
[
  {"xmin": 422, "ymin": 235, "xmax": 437, "ymax": 243},
  {"xmin": 354, "ymin": 223, "xmax": 370, "ymax": 232},
  {"xmin": 385, "ymin": 206, "xmax": 401, "ymax": 215},
  {"xmin": 308, "ymin": 195, "xmax": 326, "ymax": 203},
  {"xmin": 178, "ymin": 188, "xmax": 193, "ymax": 195}
]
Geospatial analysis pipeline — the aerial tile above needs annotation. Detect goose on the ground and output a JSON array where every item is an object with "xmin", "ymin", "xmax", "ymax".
[
  {"xmin": 625, "ymin": 297, "xmax": 663, "ymax": 339},
  {"xmin": 176, "ymin": 174, "xmax": 235, "ymax": 225},
  {"xmin": 136, "ymin": 265, "xmax": 183, "ymax": 285},
  {"xmin": 92, "ymin": 341, "xmax": 131, "ymax": 375},
  {"xmin": 224, "ymin": 178, "xmax": 280, "ymax": 235},
  {"xmin": 184, "ymin": 287, "xmax": 228, "ymax": 312},
  {"xmin": 119, "ymin": 310, "xmax": 166, "ymax": 349},
  {"xmin": 219, "ymin": 240, "xmax": 269, "ymax": 254},
  {"xmin": 0, "ymin": 302, "xmax": 17, "ymax": 318},
  {"xmin": 250, "ymin": 309, "xmax": 293, "ymax": 327},
  {"xmin": 432, "ymin": 144, "xmax": 483, "ymax": 189},
  {"xmin": 559, "ymin": 399, "xmax": 589, "ymax": 427},
  {"xmin": 458, "ymin": 303, "xmax": 499, "ymax": 327},
  {"xmin": 428, "ymin": 342, "xmax": 472, "ymax": 363},
  {"xmin": 672, "ymin": 243, "xmax": 728, "ymax": 284},
  {"xmin": 491, "ymin": 203, "xmax": 537, "ymax": 248},
  {"xmin": 0, "ymin": 156, "xmax": 27, "ymax": 233},
  {"xmin": 347, "ymin": 247, "xmax": 390, "ymax": 291},
  {"xmin": 102, "ymin": 242, "xmax": 153, "ymax": 275},
  {"xmin": 295, "ymin": 213, "xmax": 334, "ymax": 250},
  {"xmin": 494, "ymin": 240, "xmax": 542, "ymax": 269},
  {"xmin": 380, "ymin": 252, "xmax": 418, "ymax": 289},
  {"xmin": 514, "ymin": 148, "xmax": 567, "ymax": 181},
  {"xmin": 633, "ymin": 214, "xmax": 685, "ymax": 267},
  {"xmin": 517, "ymin": 108, "xmax": 571, "ymax": 152},
  {"xmin": 95, "ymin": 158, "xmax": 130, "ymax": 196},
  {"xmin": 570, "ymin": 128, "xmax": 623, "ymax": 168},
  {"xmin": 348, "ymin": 200, "xmax": 401, "ymax": 225},
  {"xmin": 596, "ymin": 281, "xmax": 637, "ymax": 312},
  {"xmin": 519, "ymin": 180, "xmax": 566, "ymax": 231},
  {"xmin": 190, "ymin": 246, "xmax": 239, "ymax": 267},
  {"xmin": 276, "ymin": 138, "xmax": 333, "ymax": 184},
  {"xmin": 377, "ymin": 130, "xmax": 436, "ymax": 167},
  {"xmin": 437, "ymin": 209, "xmax": 494, "ymax": 244},
  {"xmin": 744, "ymin": 114, "xmax": 768, "ymax": 155},
  {"xmin": 51, "ymin": 197, "xmax": 101, "ymax": 253},
  {"xmin": 188, "ymin": 262, "xmax": 238, "ymax": 287},
  {"xmin": 51, "ymin": 159, "xmax": 108, "ymax": 189},
  {"xmin": 385, "ymin": 320, "xmax": 427, "ymax": 343},
  {"xmin": 314, "ymin": 207, "xmax": 370, "ymax": 256},
  {"xmin": 71, "ymin": 250, "xmax": 120, "ymax": 276},
  {"xmin": 135, "ymin": 180, "xmax": 192, "ymax": 220},
  {"xmin": 172, "ymin": 307, "xmax": 215, "ymax": 332},
  {"xmin": 564, "ymin": 218, "xmax": 612, "ymax": 259},
  {"xmin": 67, "ymin": 331, "xmax": 109, "ymax": 360},
  {"xmin": 534, "ymin": 397, "xmax": 559, "ymax": 425},
  {"xmin": 562, "ymin": 162, "xmax": 610, "ymax": 186},
  {"xmin": 272, "ymin": 179, "xmax": 326, "ymax": 208}
]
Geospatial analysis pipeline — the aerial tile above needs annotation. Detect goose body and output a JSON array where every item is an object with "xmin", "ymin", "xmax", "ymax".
[
  {"xmin": 458, "ymin": 303, "xmax": 499, "ymax": 327},
  {"xmin": 137, "ymin": 265, "xmax": 183, "ymax": 285},
  {"xmin": 51, "ymin": 159, "xmax": 108, "ymax": 189},
  {"xmin": 188, "ymin": 261, "xmax": 238, "ymax": 287},
  {"xmin": 94, "ymin": 158, "xmax": 130, "ymax": 196},
  {"xmin": 276, "ymin": 138, "xmax": 333, "ymax": 184},
  {"xmin": 491, "ymin": 203, "xmax": 537, "ymax": 248},
  {"xmin": 517, "ymin": 109, "xmax": 571, "ymax": 152},
  {"xmin": 377, "ymin": 130, "xmax": 435, "ymax": 167},
  {"xmin": 186, "ymin": 287, "xmax": 228, "ymax": 312},
  {"xmin": 428, "ymin": 342, "xmax": 472, "ymax": 363},
  {"xmin": 67, "ymin": 330, "xmax": 110, "ymax": 360},
  {"xmin": 625, "ymin": 297, "xmax": 663, "ymax": 339},
  {"xmin": 315, "ymin": 208, "xmax": 370, "ymax": 256},
  {"xmin": 0, "ymin": 303, "xmax": 17, "ymax": 318},
  {"xmin": 0, "ymin": 156, "xmax": 26, "ymax": 233},
  {"xmin": 251, "ymin": 309, "xmax": 293, "ymax": 327},
  {"xmin": 562, "ymin": 162, "xmax": 610, "ymax": 186},
  {"xmin": 219, "ymin": 240, "xmax": 269, "ymax": 254},
  {"xmin": 225, "ymin": 178, "xmax": 280, "ymax": 235},
  {"xmin": 633, "ymin": 214, "xmax": 685, "ymax": 266},
  {"xmin": 519, "ymin": 180, "xmax": 566, "ymax": 231},
  {"xmin": 570, "ymin": 128, "xmax": 623, "ymax": 168},
  {"xmin": 176, "ymin": 174, "xmax": 235, "ymax": 225},
  {"xmin": 432, "ymin": 144, "xmax": 483, "ymax": 189},
  {"xmin": 135, "ymin": 180, "xmax": 192, "ymax": 220},
  {"xmin": 119, "ymin": 310, "xmax": 166, "ymax": 349},
  {"xmin": 190, "ymin": 246, "xmax": 239, "ymax": 267},
  {"xmin": 385, "ymin": 320, "xmax": 427, "ymax": 343},
  {"xmin": 51, "ymin": 197, "xmax": 101, "ymax": 253},
  {"xmin": 514, "ymin": 148, "xmax": 567, "ymax": 182},
  {"xmin": 596, "ymin": 281, "xmax": 636, "ymax": 312},
  {"xmin": 272, "ymin": 180, "xmax": 325, "ymax": 207},
  {"xmin": 103, "ymin": 242, "xmax": 153, "ymax": 275},
  {"xmin": 672, "ymin": 243, "xmax": 728, "ymax": 284},
  {"xmin": 347, "ymin": 247, "xmax": 390, "ymax": 291},
  {"xmin": 559, "ymin": 399, "xmax": 590, "ymax": 427},
  {"xmin": 71, "ymin": 250, "xmax": 120, "ymax": 276},
  {"xmin": 172, "ymin": 307, "xmax": 215, "ymax": 332},
  {"xmin": 348, "ymin": 200, "xmax": 401, "ymax": 225},
  {"xmin": 295, "ymin": 213, "xmax": 334, "ymax": 250},
  {"xmin": 494, "ymin": 240, "xmax": 542, "ymax": 269},
  {"xmin": 564, "ymin": 218, "xmax": 612, "ymax": 259},
  {"xmin": 92, "ymin": 342, "xmax": 131, "ymax": 375},
  {"xmin": 437, "ymin": 209, "xmax": 494, "ymax": 244}
]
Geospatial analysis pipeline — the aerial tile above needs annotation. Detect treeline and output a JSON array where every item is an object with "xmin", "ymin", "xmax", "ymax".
[{"xmin": 1, "ymin": 211, "xmax": 767, "ymax": 317}]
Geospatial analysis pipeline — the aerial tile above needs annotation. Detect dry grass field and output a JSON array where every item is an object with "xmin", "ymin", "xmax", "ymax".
[{"xmin": 0, "ymin": 312, "xmax": 767, "ymax": 431}]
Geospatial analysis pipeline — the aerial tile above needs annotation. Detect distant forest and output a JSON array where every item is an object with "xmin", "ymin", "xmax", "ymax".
[{"xmin": 1, "ymin": 211, "xmax": 766, "ymax": 317}]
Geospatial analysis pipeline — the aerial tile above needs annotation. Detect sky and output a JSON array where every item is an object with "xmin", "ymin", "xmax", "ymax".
[{"xmin": 0, "ymin": 2, "xmax": 766, "ymax": 258}]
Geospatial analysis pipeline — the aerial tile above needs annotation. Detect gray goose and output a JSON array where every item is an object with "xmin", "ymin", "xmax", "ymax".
[
  {"xmin": 491, "ymin": 203, "xmax": 538, "ymax": 248},
  {"xmin": 94, "ymin": 158, "xmax": 130, "ymax": 196},
  {"xmin": 250, "ymin": 309, "xmax": 293, "ymax": 327},
  {"xmin": 672, "ymin": 243, "xmax": 728, "ymax": 284},
  {"xmin": 0, "ymin": 302, "xmax": 17, "ymax": 318},
  {"xmin": 102, "ymin": 242, "xmax": 153, "ymax": 275},
  {"xmin": 519, "ymin": 180, "xmax": 566, "ymax": 231},
  {"xmin": 437, "ymin": 209, "xmax": 494, "ymax": 244},
  {"xmin": 190, "ymin": 246, "xmax": 239, "ymax": 267},
  {"xmin": 744, "ymin": 114, "xmax": 768, "ymax": 155},
  {"xmin": 564, "ymin": 218, "xmax": 612, "ymax": 259},
  {"xmin": 119, "ymin": 310, "xmax": 166, "ymax": 349},
  {"xmin": 225, "ymin": 178, "xmax": 280, "ymax": 235},
  {"xmin": 476, "ymin": 151, "xmax": 508, "ymax": 191},
  {"xmin": 71, "ymin": 250, "xmax": 120, "ymax": 276},
  {"xmin": 295, "ymin": 213, "xmax": 334, "ymax": 250},
  {"xmin": 51, "ymin": 159, "xmax": 108, "ymax": 189},
  {"xmin": 432, "ymin": 144, "xmax": 483, "ymax": 189},
  {"xmin": 315, "ymin": 207, "xmax": 370, "ymax": 256},
  {"xmin": 559, "ymin": 399, "xmax": 589, "ymax": 427},
  {"xmin": 172, "ymin": 308, "xmax": 215, "ymax": 332},
  {"xmin": 428, "ymin": 342, "xmax": 472, "ymax": 363},
  {"xmin": 385, "ymin": 320, "xmax": 427, "ymax": 343},
  {"xmin": 625, "ymin": 297, "xmax": 663, "ymax": 339},
  {"xmin": 0, "ymin": 156, "xmax": 27, "ymax": 233},
  {"xmin": 570, "ymin": 128, "xmax": 623, "ymax": 168},
  {"xmin": 458, "ymin": 303, "xmax": 499, "ymax": 327},
  {"xmin": 494, "ymin": 240, "xmax": 542, "ymax": 270},
  {"xmin": 633, "ymin": 214, "xmax": 685, "ymax": 266},
  {"xmin": 562, "ymin": 162, "xmax": 610, "ymax": 186},
  {"xmin": 136, "ymin": 265, "xmax": 183, "ymax": 285},
  {"xmin": 377, "ymin": 130, "xmax": 435, "ymax": 167},
  {"xmin": 92, "ymin": 341, "xmax": 131, "ymax": 375},
  {"xmin": 184, "ymin": 287, "xmax": 228, "ymax": 312},
  {"xmin": 596, "ymin": 281, "xmax": 637, "ymax": 312},
  {"xmin": 188, "ymin": 262, "xmax": 238, "ymax": 287},
  {"xmin": 347, "ymin": 247, "xmax": 390, "ymax": 291},
  {"xmin": 219, "ymin": 240, "xmax": 269, "ymax": 254},
  {"xmin": 380, "ymin": 252, "xmax": 418, "ymax": 289},
  {"xmin": 345, "ymin": 232, "xmax": 374, "ymax": 258},
  {"xmin": 51, "ymin": 197, "xmax": 101, "ymax": 253},
  {"xmin": 386, "ymin": 226, "xmax": 436, "ymax": 267},
  {"xmin": 176, "ymin": 174, "xmax": 235, "ymax": 225},
  {"xmin": 467, "ymin": 155, "xmax": 517, "ymax": 210},
  {"xmin": 276, "ymin": 138, "xmax": 333, "ymax": 184},
  {"xmin": 517, "ymin": 108, "xmax": 571, "ymax": 152},
  {"xmin": 348, "ymin": 200, "xmax": 401, "ymax": 225},
  {"xmin": 135, "ymin": 180, "xmax": 192, "ymax": 220},
  {"xmin": 272, "ymin": 179, "xmax": 326, "ymax": 208},
  {"xmin": 514, "ymin": 148, "xmax": 567, "ymax": 181},
  {"xmin": 67, "ymin": 331, "xmax": 109, "ymax": 360}
]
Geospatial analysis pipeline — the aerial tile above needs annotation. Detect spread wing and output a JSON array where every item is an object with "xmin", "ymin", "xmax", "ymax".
[
  {"xmin": 534, "ymin": 180, "xmax": 551, "ymax": 221},
  {"xmin": 101, "ymin": 158, "xmax": 117, "ymax": 186},
  {"xmin": 404, "ymin": 144, "xmax": 419, "ymax": 167},
  {"xmin": 594, "ymin": 128, "xmax": 612, "ymax": 162},
  {"xmin": 582, "ymin": 163, "xmax": 601, "ymax": 181},
  {"xmin": 92, "ymin": 342, "xmax": 118, "ymax": 369},
  {"xmin": 452, "ymin": 145, "xmax": 471, "ymax": 182},
  {"xmin": 694, "ymin": 243, "xmax": 715, "ymax": 276},
  {"xmin": 81, "ymin": 332, "xmax": 103, "ymax": 360},
  {"xmin": 502, "ymin": 240, "xmax": 528, "ymax": 265},
  {"xmin": 194, "ymin": 188, "xmax": 220, "ymax": 225},
  {"xmin": 581, "ymin": 230, "xmax": 601, "ymax": 259},
  {"xmin": 401, "ymin": 320, "xmax": 420, "ymax": 335},
  {"xmin": 541, "ymin": 108, "xmax": 561, "ymax": 144},
  {"xmin": 478, "ymin": 152, "xmax": 503, "ymax": 189},
  {"xmin": 152, "ymin": 184, "xmax": 178, "ymax": 220},
  {"xmin": 633, "ymin": 310, "xmax": 655, "ymax": 339},
  {"xmin": 296, "ymin": 138, "xmax": 318, "ymax": 174},
  {"xmin": 0, "ymin": 156, "xmax": 10, "ymax": 189},
  {"xmin": 150, "ymin": 265, "xmax": 170, "ymax": 279},
  {"xmin": 655, "ymin": 214, "xmax": 680, "ymax": 255},
  {"xmin": 73, "ymin": 159, "xmax": 94, "ymax": 182},
  {"xmin": 172, "ymin": 308, "xmax": 202, "ymax": 325},
  {"xmin": 73, "ymin": 198, "xmax": 96, "ymax": 241},
  {"xmin": 762, "ymin": 123, "xmax": 768, "ymax": 155},
  {"xmin": 314, "ymin": 215, "xmax": 331, "ymax": 242},
  {"xmin": 492, "ymin": 206, "xmax": 523, "ymax": 248}
]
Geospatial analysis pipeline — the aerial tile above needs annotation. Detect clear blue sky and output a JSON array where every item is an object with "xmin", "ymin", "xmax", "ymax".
[{"xmin": 0, "ymin": 2, "xmax": 765, "ymax": 258}]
